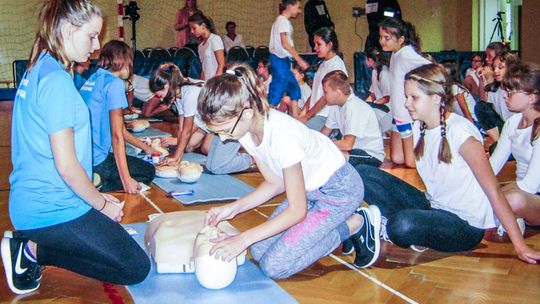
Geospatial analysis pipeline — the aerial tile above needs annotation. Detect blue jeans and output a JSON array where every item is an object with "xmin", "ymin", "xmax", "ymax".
[
  {"xmin": 250, "ymin": 163, "xmax": 363, "ymax": 279},
  {"xmin": 19, "ymin": 209, "xmax": 150, "ymax": 285},
  {"xmin": 355, "ymin": 164, "xmax": 485, "ymax": 252},
  {"xmin": 268, "ymin": 54, "xmax": 301, "ymax": 106},
  {"xmin": 205, "ymin": 136, "xmax": 253, "ymax": 174}
]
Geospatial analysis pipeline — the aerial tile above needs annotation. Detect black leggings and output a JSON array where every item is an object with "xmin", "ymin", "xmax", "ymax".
[
  {"xmin": 19, "ymin": 209, "xmax": 150, "ymax": 285},
  {"xmin": 475, "ymin": 101, "xmax": 504, "ymax": 132},
  {"xmin": 94, "ymin": 153, "xmax": 155, "ymax": 192},
  {"xmin": 355, "ymin": 164, "xmax": 485, "ymax": 252}
]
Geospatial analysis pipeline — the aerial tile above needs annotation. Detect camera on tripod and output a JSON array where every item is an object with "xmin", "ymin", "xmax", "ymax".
[
  {"xmin": 492, "ymin": 11, "xmax": 504, "ymax": 22},
  {"xmin": 124, "ymin": 1, "xmax": 140, "ymax": 22}
]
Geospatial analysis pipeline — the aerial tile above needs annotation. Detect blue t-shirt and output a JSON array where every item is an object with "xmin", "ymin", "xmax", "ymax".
[
  {"xmin": 73, "ymin": 71, "xmax": 87, "ymax": 90},
  {"xmin": 9, "ymin": 52, "xmax": 93, "ymax": 230},
  {"xmin": 79, "ymin": 68, "xmax": 128, "ymax": 165}
]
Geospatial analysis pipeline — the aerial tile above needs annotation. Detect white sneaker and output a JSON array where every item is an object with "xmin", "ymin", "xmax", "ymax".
[{"xmin": 497, "ymin": 218, "xmax": 526, "ymax": 237}]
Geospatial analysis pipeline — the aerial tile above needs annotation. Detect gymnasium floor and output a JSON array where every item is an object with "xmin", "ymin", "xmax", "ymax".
[{"xmin": 0, "ymin": 100, "xmax": 538, "ymax": 303}]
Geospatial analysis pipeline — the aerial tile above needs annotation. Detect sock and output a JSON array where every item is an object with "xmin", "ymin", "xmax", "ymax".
[
  {"xmin": 350, "ymin": 212, "xmax": 365, "ymax": 236},
  {"xmin": 23, "ymin": 243, "xmax": 37, "ymax": 263}
]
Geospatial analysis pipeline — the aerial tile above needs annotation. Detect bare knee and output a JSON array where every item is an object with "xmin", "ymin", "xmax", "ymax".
[{"xmin": 505, "ymin": 190, "xmax": 528, "ymax": 216}]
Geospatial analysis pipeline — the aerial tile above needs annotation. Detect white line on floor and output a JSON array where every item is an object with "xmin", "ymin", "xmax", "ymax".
[{"xmin": 140, "ymin": 190, "xmax": 164, "ymax": 214}]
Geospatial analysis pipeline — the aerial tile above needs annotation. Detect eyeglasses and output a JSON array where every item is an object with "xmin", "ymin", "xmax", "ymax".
[
  {"xmin": 205, "ymin": 108, "xmax": 249, "ymax": 137},
  {"xmin": 504, "ymin": 90, "xmax": 528, "ymax": 97}
]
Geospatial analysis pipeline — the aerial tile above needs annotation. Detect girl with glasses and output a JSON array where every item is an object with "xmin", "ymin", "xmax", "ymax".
[
  {"xmin": 198, "ymin": 63, "xmax": 383, "ymax": 278},
  {"xmin": 489, "ymin": 62, "xmax": 540, "ymax": 235}
]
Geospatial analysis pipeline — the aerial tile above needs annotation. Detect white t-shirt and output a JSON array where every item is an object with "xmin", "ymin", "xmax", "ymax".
[
  {"xmin": 239, "ymin": 109, "xmax": 345, "ymax": 191},
  {"xmin": 310, "ymin": 55, "xmax": 348, "ymax": 117},
  {"xmin": 325, "ymin": 94, "xmax": 385, "ymax": 161},
  {"xmin": 490, "ymin": 113, "xmax": 540, "ymax": 194},
  {"xmin": 263, "ymin": 75, "xmax": 272, "ymax": 95},
  {"xmin": 132, "ymin": 74, "xmax": 154, "ymax": 102},
  {"xmin": 465, "ymin": 68, "xmax": 480, "ymax": 86},
  {"xmin": 269, "ymin": 15, "xmax": 293, "ymax": 58},
  {"xmin": 389, "ymin": 45, "xmax": 431, "ymax": 122},
  {"xmin": 174, "ymin": 84, "xmax": 205, "ymax": 129},
  {"xmin": 451, "ymin": 84, "xmax": 477, "ymax": 120},
  {"xmin": 298, "ymin": 82, "xmax": 312, "ymax": 109},
  {"xmin": 369, "ymin": 66, "xmax": 391, "ymax": 100},
  {"xmin": 487, "ymin": 87, "xmax": 513, "ymax": 121},
  {"xmin": 413, "ymin": 113, "xmax": 496, "ymax": 229},
  {"xmin": 222, "ymin": 34, "xmax": 245, "ymax": 52},
  {"xmin": 198, "ymin": 33, "xmax": 224, "ymax": 80}
]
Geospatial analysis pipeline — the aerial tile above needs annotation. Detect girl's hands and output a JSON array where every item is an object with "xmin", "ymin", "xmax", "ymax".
[
  {"xmin": 209, "ymin": 232, "xmax": 248, "ymax": 262},
  {"xmin": 123, "ymin": 176, "xmax": 142, "ymax": 194},
  {"xmin": 516, "ymin": 245, "xmax": 540, "ymax": 264},
  {"xmin": 159, "ymin": 156, "xmax": 180, "ymax": 166},
  {"xmin": 205, "ymin": 205, "xmax": 237, "ymax": 227},
  {"xmin": 100, "ymin": 194, "xmax": 124, "ymax": 222},
  {"xmin": 160, "ymin": 137, "xmax": 178, "ymax": 146}
]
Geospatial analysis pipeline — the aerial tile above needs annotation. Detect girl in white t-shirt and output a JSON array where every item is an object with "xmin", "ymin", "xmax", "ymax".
[
  {"xmin": 476, "ymin": 52, "xmax": 519, "ymax": 144},
  {"xmin": 198, "ymin": 63, "xmax": 384, "ymax": 277},
  {"xmin": 365, "ymin": 47, "xmax": 393, "ymax": 135},
  {"xmin": 464, "ymin": 53, "xmax": 485, "ymax": 101},
  {"xmin": 490, "ymin": 62, "xmax": 540, "ymax": 230},
  {"xmin": 379, "ymin": 18, "xmax": 431, "ymax": 168},
  {"xmin": 299, "ymin": 27, "xmax": 347, "ymax": 131},
  {"xmin": 281, "ymin": 62, "xmax": 312, "ymax": 112},
  {"xmin": 150, "ymin": 63, "xmax": 254, "ymax": 173},
  {"xmin": 357, "ymin": 63, "xmax": 540, "ymax": 263},
  {"xmin": 188, "ymin": 13, "xmax": 225, "ymax": 80}
]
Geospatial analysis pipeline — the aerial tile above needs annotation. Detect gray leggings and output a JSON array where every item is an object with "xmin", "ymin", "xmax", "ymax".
[{"xmin": 250, "ymin": 162, "xmax": 363, "ymax": 279}]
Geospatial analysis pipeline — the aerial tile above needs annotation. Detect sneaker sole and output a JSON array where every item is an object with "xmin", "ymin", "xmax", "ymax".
[
  {"xmin": 1, "ymin": 237, "xmax": 39, "ymax": 295},
  {"xmin": 357, "ymin": 205, "xmax": 381, "ymax": 269}
]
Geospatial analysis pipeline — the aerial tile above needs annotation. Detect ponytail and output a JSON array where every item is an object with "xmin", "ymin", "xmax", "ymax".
[{"xmin": 188, "ymin": 12, "xmax": 216, "ymax": 34}]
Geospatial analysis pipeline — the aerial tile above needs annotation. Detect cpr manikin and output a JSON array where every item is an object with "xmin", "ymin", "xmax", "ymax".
[{"xmin": 144, "ymin": 211, "xmax": 246, "ymax": 289}]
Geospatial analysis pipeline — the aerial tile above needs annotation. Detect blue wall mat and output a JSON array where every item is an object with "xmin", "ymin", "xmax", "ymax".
[
  {"xmin": 152, "ymin": 153, "xmax": 254, "ymax": 204},
  {"xmin": 124, "ymin": 222, "xmax": 298, "ymax": 304}
]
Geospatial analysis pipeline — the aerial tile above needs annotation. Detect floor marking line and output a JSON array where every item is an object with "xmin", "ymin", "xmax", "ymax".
[
  {"xmin": 253, "ymin": 206, "xmax": 418, "ymax": 304},
  {"xmin": 140, "ymin": 190, "xmax": 164, "ymax": 214}
]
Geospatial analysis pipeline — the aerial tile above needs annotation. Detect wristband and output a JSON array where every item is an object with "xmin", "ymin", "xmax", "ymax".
[{"xmin": 98, "ymin": 200, "xmax": 107, "ymax": 211}]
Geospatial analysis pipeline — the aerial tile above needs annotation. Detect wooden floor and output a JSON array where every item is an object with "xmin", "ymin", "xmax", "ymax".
[{"xmin": 0, "ymin": 101, "xmax": 538, "ymax": 304}]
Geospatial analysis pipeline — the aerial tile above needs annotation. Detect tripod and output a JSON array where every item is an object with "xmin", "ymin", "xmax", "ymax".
[
  {"xmin": 123, "ymin": 1, "xmax": 140, "ymax": 51},
  {"xmin": 489, "ymin": 11, "xmax": 505, "ymax": 43}
]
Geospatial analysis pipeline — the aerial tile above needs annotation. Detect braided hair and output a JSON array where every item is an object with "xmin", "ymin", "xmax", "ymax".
[{"xmin": 405, "ymin": 64, "xmax": 454, "ymax": 163}]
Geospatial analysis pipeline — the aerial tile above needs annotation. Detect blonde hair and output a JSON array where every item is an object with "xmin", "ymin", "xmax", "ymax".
[
  {"xmin": 29, "ymin": 0, "xmax": 102, "ymax": 73},
  {"xmin": 198, "ymin": 63, "xmax": 268, "ymax": 124},
  {"xmin": 405, "ymin": 64, "xmax": 454, "ymax": 163}
]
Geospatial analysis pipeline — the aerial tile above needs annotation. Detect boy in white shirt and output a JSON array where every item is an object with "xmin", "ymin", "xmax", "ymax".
[
  {"xmin": 268, "ymin": 0, "xmax": 310, "ymax": 117},
  {"xmin": 320, "ymin": 70, "xmax": 385, "ymax": 167}
]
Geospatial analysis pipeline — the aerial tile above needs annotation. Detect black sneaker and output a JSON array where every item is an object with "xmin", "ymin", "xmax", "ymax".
[
  {"xmin": 1, "ymin": 232, "xmax": 42, "ymax": 294},
  {"xmin": 351, "ymin": 205, "xmax": 381, "ymax": 268},
  {"xmin": 342, "ymin": 239, "xmax": 354, "ymax": 255}
]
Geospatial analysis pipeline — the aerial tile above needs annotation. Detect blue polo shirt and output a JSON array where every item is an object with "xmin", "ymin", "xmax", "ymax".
[
  {"xmin": 79, "ymin": 68, "xmax": 128, "ymax": 165},
  {"xmin": 9, "ymin": 52, "xmax": 92, "ymax": 230}
]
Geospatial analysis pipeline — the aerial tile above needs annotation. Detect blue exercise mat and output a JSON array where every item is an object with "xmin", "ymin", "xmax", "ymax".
[
  {"xmin": 132, "ymin": 126, "xmax": 171, "ymax": 138},
  {"xmin": 124, "ymin": 222, "xmax": 297, "ymax": 304},
  {"xmin": 152, "ymin": 153, "xmax": 255, "ymax": 204}
]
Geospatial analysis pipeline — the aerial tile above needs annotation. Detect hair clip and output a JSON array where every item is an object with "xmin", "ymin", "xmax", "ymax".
[{"xmin": 225, "ymin": 69, "xmax": 242, "ymax": 77}]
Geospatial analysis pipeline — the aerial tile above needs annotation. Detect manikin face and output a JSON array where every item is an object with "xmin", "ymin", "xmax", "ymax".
[
  {"xmin": 314, "ymin": 35, "xmax": 333, "ymax": 59},
  {"xmin": 378, "ymin": 27, "xmax": 403, "ymax": 53},
  {"xmin": 63, "ymin": 15, "xmax": 102, "ymax": 63},
  {"xmin": 404, "ymin": 80, "xmax": 440, "ymax": 122},
  {"xmin": 189, "ymin": 22, "xmax": 206, "ymax": 38},
  {"xmin": 493, "ymin": 58, "xmax": 507, "ymax": 82}
]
